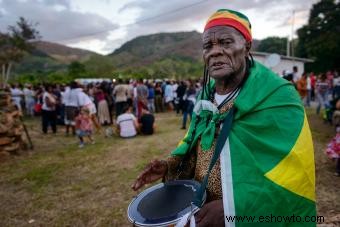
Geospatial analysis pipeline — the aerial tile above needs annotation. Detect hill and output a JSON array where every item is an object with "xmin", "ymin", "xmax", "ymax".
[
  {"xmin": 13, "ymin": 31, "xmax": 261, "ymax": 79},
  {"xmin": 14, "ymin": 41, "xmax": 101, "ymax": 74},
  {"xmin": 109, "ymin": 31, "xmax": 203, "ymax": 68},
  {"xmin": 107, "ymin": 31, "xmax": 260, "ymax": 78},
  {"xmin": 33, "ymin": 41, "xmax": 98, "ymax": 63}
]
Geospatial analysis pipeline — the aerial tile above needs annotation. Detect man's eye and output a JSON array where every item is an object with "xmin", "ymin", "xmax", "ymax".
[
  {"xmin": 203, "ymin": 43, "xmax": 212, "ymax": 49},
  {"xmin": 220, "ymin": 39, "xmax": 232, "ymax": 45}
]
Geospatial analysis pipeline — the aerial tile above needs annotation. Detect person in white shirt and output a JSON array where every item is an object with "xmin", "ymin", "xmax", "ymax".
[
  {"xmin": 172, "ymin": 81, "xmax": 179, "ymax": 112},
  {"xmin": 10, "ymin": 84, "xmax": 23, "ymax": 112},
  {"xmin": 77, "ymin": 88, "xmax": 95, "ymax": 113},
  {"xmin": 292, "ymin": 66, "xmax": 300, "ymax": 83},
  {"xmin": 164, "ymin": 81, "xmax": 174, "ymax": 111},
  {"xmin": 116, "ymin": 105, "xmax": 138, "ymax": 138},
  {"xmin": 23, "ymin": 84, "xmax": 35, "ymax": 116},
  {"xmin": 113, "ymin": 79, "xmax": 128, "ymax": 117},
  {"xmin": 306, "ymin": 74, "xmax": 312, "ymax": 107},
  {"xmin": 77, "ymin": 88, "xmax": 100, "ymax": 131},
  {"xmin": 63, "ymin": 82, "xmax": 80, "ymax": 135}
]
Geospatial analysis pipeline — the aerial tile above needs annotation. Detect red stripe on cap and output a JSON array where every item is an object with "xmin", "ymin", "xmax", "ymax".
[{"xmin": 204, "ymin": 18, "xmax": 252, "ymax": 42}]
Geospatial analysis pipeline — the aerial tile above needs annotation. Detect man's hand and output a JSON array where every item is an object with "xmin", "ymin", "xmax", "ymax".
[
  {"xmin": 195, "ymin": 199, "xmax": 224, "ymax": 227},
  {"xmin": 131, "ymin": 159, "xmax": 168, "ymax": 191}
]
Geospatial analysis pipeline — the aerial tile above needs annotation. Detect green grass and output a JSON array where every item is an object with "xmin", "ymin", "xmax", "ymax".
[
  {"xmin": 23, "ymin": 163, "xmax": 61, "ymax": 192},
  {"xmin": 0, "ymin": 112, "xmax": 185, "ymax": 226}
]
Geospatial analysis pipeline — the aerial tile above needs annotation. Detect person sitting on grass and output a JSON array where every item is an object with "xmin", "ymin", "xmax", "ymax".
[
  {"xmin": 116, "ymin": 104, "xmax": 138, "ymax": 138},
  {"xmin": 139, "ymin": 106, "xmax": 155, "ymax": 135},
  {"xmin": 75, "ymin": 107, "xmax": 94, "ymax": 148}
]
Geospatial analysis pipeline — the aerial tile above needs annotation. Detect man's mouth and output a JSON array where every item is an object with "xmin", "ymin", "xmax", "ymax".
[{"xmin": 210, "ymin": 61, "xmax": 229, "ymax": 70}]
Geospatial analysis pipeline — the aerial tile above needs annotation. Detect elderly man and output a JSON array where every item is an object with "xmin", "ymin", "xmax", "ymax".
[{"xmin": 132, "ymin": 9, "xmax": 316, "ymax": 226}]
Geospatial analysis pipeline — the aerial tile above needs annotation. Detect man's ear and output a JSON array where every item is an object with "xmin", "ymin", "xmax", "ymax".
[
  {"xmin": 246, "ymin": 41, "xmax": 251, "ymax": 52},
  {"xmin": 245, "ymin": 41, "xmax": 251, "ymax": 57}
]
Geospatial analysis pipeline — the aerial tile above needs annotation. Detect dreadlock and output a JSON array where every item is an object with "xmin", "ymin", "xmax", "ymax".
[{"xmin": 200, "ymin": 65, "xmax": 209, "ymax": 100}]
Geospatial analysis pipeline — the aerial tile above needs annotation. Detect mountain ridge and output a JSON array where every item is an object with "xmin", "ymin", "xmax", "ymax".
[{"xmin": 14, "ymin": 31, "xmax": 261, "ymax": 77}]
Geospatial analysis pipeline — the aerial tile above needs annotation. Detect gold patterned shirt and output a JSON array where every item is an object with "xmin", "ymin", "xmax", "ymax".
[{"xmin": 166, "ymin": 99, "xmax": 234, "ymax": 202}]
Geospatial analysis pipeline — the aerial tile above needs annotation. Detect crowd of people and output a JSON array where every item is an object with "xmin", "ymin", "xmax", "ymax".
[
  {"xmin": 6, "ymin": 70, "xmax": 340, "ymax": 129},
  {"xmin": 282, "ymin": 68, "xmax": 340, "ymax": 119},
  {"xmin": 4, "ymin": 78, "xmax": 203, "ymax": 147},
  {"xmin": 8, "ymin": 69, "xmax": 340, "ymax": 128},
  {"xmin": 282, "ymin": 68, "xmax": 340, "ymax": 176},
  {"xmin": 4, "ymin": 68, "xmax": 340, "ymax": 172}
]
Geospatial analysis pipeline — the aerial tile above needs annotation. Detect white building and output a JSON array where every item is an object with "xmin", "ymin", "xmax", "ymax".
[
  {"xmin": 75, "ymin": 78, "xmax": 112, "ymax": 85},
  {"xmin": 252, "ymin": 52, "xmax": 313, "ymax": 77}
]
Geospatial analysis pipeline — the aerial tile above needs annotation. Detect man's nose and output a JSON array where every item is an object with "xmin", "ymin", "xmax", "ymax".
[{"xmin": 209, "ymin": 43, "xmax": 223, "ymax": 58}]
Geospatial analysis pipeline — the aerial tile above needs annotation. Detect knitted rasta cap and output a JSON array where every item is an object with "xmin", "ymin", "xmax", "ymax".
[{"xmin": 204, "ymin": 9, "xmax": 252, "ymax": 42}]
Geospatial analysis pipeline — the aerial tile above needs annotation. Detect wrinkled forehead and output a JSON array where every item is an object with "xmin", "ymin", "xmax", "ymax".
[{"xmin": 203, "ymin": 26, "xmax": 245, "ymax": 42}]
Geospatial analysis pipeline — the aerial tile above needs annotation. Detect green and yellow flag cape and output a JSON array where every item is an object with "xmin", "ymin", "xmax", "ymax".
[{"xmin": 172, "ymin": 61, "xmax": 316, "ymax": 226}]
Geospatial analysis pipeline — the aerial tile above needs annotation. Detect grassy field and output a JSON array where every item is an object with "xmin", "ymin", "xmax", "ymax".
[{"xmin": 0, "ymin": 110, "xmax": 339, "ymax": 226}]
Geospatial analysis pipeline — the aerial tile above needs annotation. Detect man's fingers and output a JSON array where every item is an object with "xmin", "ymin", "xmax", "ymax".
[
  {"xmin": 196, "ymin": 218, "xmax": 209, "ymax": 227},
  {"xmin": 137, "ymin": 164, "xmax": 152, "ymax": 180},
  {"xmin": 151, "ymin": 159, "xmax": 161, "ymax": 168},
  {"xmin": 132, "ymin": 160, "xmax": 165, "ymax": 191},
  {"xmin": 137, "ymin": 159, "xmax": 165, "ymax": 179},
  {"xmin": 196, "ymin": 209, "xmax": 209, "ymax": 227},
  {"xmin": 131, "ymin": 180, "xmax": 141, "ymax": 191},
  {"xmin": 136, "ymin": 171, "xmax": 147, "ymax": 180},
  {"xmin": 195, "ymin": 208, "xmax": 208, "ymax": 223},
  {"xmin": 132, "ymin": 178, "xmax": 146, "ymax": 191}
]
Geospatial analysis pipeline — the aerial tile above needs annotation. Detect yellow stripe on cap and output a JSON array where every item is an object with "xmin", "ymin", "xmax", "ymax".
[
  {"xmin": 207, "ymin": 11, "xmax": 251, "ymax": 35},
  {"xmin": 204, "ymin": 9, "xmax": 252, "ymax": 41}
]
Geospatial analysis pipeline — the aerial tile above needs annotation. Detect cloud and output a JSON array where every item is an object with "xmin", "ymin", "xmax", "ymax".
[
  {"xmin": 279, "ymin": 10, "xmax": 310, "ymax": 27},
  {"xmin": 0, "ymin": 0, "xmax": 119, "ymax": 44},
  {"xmin": 0, "ymin": 0, "xmax": 316, "ymax": 54},
  {"xmin": 0, "ymin": 8, "xmax": 5, "ymax": 18},
  {"xmin": 119, "ymin": 0, "xmax": 314, "ymax": 28},
  {"xmin": 114, "ymin": 0, "xmax": 315, "ymax": 50},
  {"xmin": 42, "ymin": 0, "xmax": 71, "ymax": 8}
]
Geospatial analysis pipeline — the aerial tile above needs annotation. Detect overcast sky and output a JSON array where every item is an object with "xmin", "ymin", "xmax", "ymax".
[{"xmin": 0, "ymin": 0, "xmax": 318, "ymax": 55}]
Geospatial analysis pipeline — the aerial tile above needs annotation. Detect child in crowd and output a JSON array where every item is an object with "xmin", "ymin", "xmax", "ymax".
[
  {"xmin": 75, "ymin": 107, "xmax": 94, "ymax": 148},
  {"xmin": 325, "ymin": 126, "xmax": 340, "ymax": 177}
]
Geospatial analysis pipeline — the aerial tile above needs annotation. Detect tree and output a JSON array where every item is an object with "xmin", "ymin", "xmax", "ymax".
[
  {"xmin": 68, "ymin": 61, "xmax": 87, "ymax": 79},
  {"xmin": 256, "ymin": 37, "xmax": 288, "ymax": 55},
  {"xmin": 0, "ymin": 17, "xmax": 40, "ymax": 85},
  {"xmin": 296, "ymin": 0, "xmax": 340, "ymax": 72},
  {"xmin": 85, "ymin": 55, "xmax": 114, "ymax": 77}
]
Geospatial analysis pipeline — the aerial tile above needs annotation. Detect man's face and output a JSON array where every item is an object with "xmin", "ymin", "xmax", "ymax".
[{"xmin": 202, "ymin": 26, "xmax": 249, "ymax": 80}]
